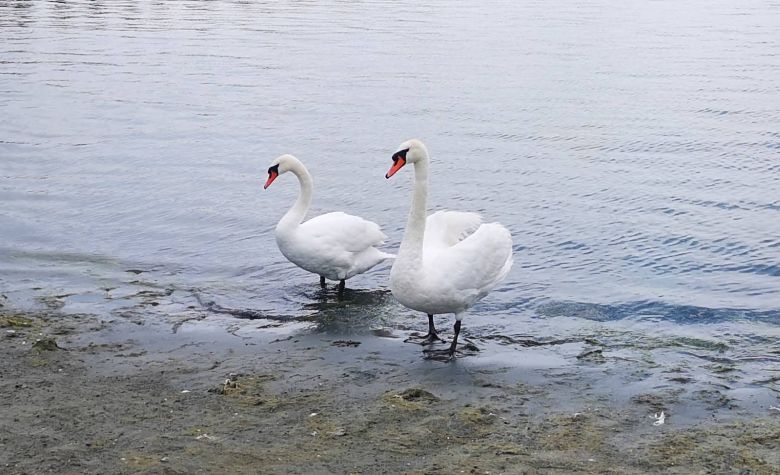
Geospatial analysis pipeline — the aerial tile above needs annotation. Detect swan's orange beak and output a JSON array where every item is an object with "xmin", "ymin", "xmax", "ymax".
[
  {"xmin": 386, "ymin": 157, "xmax": 406, "ymax": 179},
  {"xmin": 264, "ymin": 169, "xmax": 279, "ymax": 189}
]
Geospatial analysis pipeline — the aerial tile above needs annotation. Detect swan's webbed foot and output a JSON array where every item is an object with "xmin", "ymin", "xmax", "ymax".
[
  {"xmin": 405, "ymin": 331, "xmax": 444, "ymax": 346},
  {"xmin": 405, "ymin": 314, "xmax": 445, "ymax": 346},
  {"xmin": 423, "ymin": 342, "xmax": 480, "ymax": 361},
  {"xmin": 423, "ymin": 326, "xmax": 459, "ymax": 361},
  {"xmin": 422, "ymin": 321, "xmax": 478, "ymax": 361},
  {"xmin": 319, "ymin": 276, "xmax": 326, "ymax": 288}
]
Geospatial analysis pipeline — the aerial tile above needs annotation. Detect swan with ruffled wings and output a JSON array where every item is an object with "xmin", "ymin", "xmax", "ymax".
[{"xmin": 385, "ymin": 140, "xmax": 513, "ymax": 359}]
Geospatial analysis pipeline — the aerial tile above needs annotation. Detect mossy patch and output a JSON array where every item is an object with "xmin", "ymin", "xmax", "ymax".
[
  {"xmin": 440, "ymin": 405, "xmax": 500, "ymax": 439},
  {"xmin": 458, "ymin": 406, "xmax": 498, "ymax": 426},
  {"xmin": 652, "ymin": 432, "xmax": 697, "ymax": 460},
  {"xmin": 648, "ymin": 424, "xmax": 780, "ymax": 474},
  {"xmin": 672, "ymin": 337, "xmax": 728, "ymax": 352},
  {"xmin": 492, "ymin": 443, "xmax": 528, "ymax": 456},
  {"xmin": 306, "ymin": 414, "xmax": 346, "ymax": 437},
  {"xmin": 28, "ymin": 357, "xmax": 49, "ymax": 367},
  {"xmin": 382, "ymin": 388, "xmax": 439, "ymax": 410},
  {"xmin": 86, "ymin": 437, "xmax": 116, "ymax": 449},
  {"xmin": 213, "ymin": 374, "xmax": 281, "ymax": 406},
  {"xmin": 181, "ymin": 426, "xmax": 209, "ymax": 437},
  {"xmin": 0, "ymin": 315, "xmax": 34, "ymax": 328},
  {"xmin": 213, "ymin": 373, "xmax": 330, "ymax": 413},
  {"xmin": 537, "ymin": 412, "xmax": 607, "ymax": 452},
  {"xmin": 32, "ymin": 337, "xmax": 60, "ymax": 352},
  {"xmin": 736, "ymin": 423, "xmax": 780, "ymax": 447},
  {"xmin": 120, "ymin": 451, "xmax": 162, "ymax": 470}
]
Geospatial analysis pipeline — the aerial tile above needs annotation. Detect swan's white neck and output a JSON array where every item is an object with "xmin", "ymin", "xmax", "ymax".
[
  {"xmin": 276, "ymin": 161, "xmax": 313, "ymax": 233},
  {"xmin": 398, "ymin": 158, "xmax": 429, "ymax": 262}
]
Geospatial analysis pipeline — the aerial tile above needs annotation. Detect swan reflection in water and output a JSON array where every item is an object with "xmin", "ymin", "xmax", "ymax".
[{"xmin": 301, "ymin": 287, "xmax": 398, "ymax": 335}]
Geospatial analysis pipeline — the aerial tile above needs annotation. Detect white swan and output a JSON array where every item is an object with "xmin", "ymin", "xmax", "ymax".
[
  {"xmin": 385, "ymin": 139, "xmax": 513, "ymax": 358},
  {"xmin": 265, "ymin": 154, "xmax": 394, "ymax": 296}
]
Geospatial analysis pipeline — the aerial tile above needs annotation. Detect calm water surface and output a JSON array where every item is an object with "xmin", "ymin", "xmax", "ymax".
[{"xmin": 1, "ymin": 1, "xmax": 779, "ymax": 402}]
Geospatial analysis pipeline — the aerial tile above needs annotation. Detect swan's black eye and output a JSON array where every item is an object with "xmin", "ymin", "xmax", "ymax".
[
  {"xmin": 268, "ymin": 164, "xmax": 280, "ymax": 175},
  {"xmin": 392, "ymin": 148, "xmax": 409, "ymax": 161}
]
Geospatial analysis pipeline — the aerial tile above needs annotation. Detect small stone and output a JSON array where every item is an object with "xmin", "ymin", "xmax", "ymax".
[
  {"xmin": 331, "ymin": 340, "xmax": 361, "ymax": 347},
  {"xmin": 576, "ymin": 348, "xmax": 606, "ymax": 363}
]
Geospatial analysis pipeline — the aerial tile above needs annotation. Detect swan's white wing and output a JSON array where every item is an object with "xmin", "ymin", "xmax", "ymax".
[
  {"xmin": 299, "ymin": 211, "xmax": 388, "ymax": 253},
  {"xmin": 424, "ymin": 210, "xmax": 483, "ymax": 249},
  {"xmin": 281, "ymin": 211, "xmax": 392, "ymax": 280},
  {"xmin": 427, "ymin": 222, "xmax": 513, "ymax": 303}
]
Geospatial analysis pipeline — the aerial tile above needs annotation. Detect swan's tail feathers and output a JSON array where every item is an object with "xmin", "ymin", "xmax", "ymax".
[
  {"xmin": 474, "ymin": 222, "xmax": 514, "ymax": 299},
  {"xmin": 495, "ymin": 252, "xmax": 514, "ymax": 285},
  {"xmin": 347, "ymin": 247, "xmax": 396, "ymax": 278},
  {"xmin": 424, "ymin": 210, "xmax": 483, "ymax": 248}
]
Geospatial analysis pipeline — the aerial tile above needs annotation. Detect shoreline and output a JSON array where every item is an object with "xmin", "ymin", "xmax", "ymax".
[{"xmin": 1, "ymin": 305, "xmax": 778, "ymax": 474}]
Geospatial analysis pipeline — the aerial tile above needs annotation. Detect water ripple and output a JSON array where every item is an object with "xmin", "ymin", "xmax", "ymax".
[{"xmin": 0, "ymin": 0, "xmax": 777, "ymax": 333}]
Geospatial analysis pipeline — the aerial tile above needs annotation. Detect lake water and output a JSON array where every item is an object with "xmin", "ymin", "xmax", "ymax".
[{"xmin": 1, "ymin": 1, "xmax": 779, "ymax": 405}]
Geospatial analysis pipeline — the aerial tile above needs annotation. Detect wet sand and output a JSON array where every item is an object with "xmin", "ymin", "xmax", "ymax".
[{"xmin": 1, "ymin": 300, "xmax": 779, "ymax": 475}]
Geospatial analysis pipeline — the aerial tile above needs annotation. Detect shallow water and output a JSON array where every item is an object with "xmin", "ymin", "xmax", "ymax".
[{"xmin": 1, "ymin": 1, "xmax": 779, "ymax": 406}]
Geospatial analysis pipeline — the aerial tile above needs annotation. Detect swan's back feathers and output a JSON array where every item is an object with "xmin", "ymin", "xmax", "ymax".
[
  {"xmin": 279, "ymin": 211, "xmax": 393, "ymax": 281},
  {"xmin": 424, "ymin": 210, "xmax": 483, "ymax": 249},
  {"xmin": 300, "ymin": 211, "xmax": 388, "ymax": 252}
]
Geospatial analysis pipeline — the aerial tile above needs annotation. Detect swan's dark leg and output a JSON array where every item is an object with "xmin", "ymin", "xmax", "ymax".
[
  {"xmin": 337, "ymin": 279, "xmax": 345, "ymax": 298},
  {"xmin": 319, "ymin": 276, "xmax": 326, "ymax": 288},
  {"xmin": 423, "ymin": 318, "xmax": 473, "ymax": 361},
  {"xmin": 448, "ymin": 320, "xmax": 462, "ymax": 356},
  {"xmin": 424, "ymin": 314, "xmax": 443, "ymax": 343}
]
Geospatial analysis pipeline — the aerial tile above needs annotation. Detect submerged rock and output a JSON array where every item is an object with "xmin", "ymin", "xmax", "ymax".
[
  {"xmin": 577, "ymin": 348, "xmax": 606, "ymax": 364},
  {"xmin": 32, "ymin": 338, "xmax": 60, "ymax": 352},
  {"xmin": 331, "ymin": 340, "xmax": 361, "ymax": 348}
]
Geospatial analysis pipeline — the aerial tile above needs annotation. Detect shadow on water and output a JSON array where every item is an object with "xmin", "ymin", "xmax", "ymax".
[{"xmin": 196, "ymin": 286, "xmax": 397, "ymax": 335}]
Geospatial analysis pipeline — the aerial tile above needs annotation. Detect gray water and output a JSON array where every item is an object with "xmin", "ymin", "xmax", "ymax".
[{"xmin": 1, "ymin": 1, "xmax": 779, "ymax": 408}]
